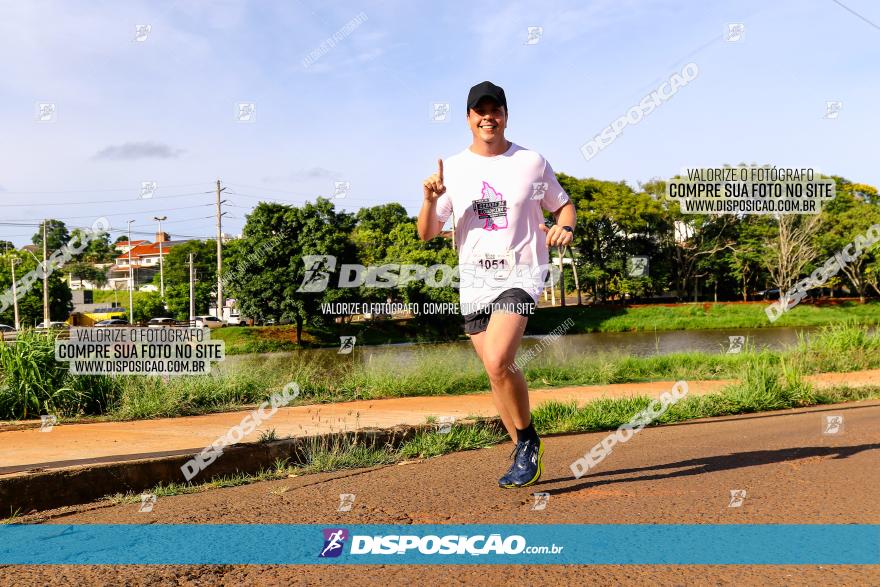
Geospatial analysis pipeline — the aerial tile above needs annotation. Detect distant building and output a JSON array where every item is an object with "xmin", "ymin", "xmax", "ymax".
[
  {"xmin": 107, "ymin": 231, "xmax": 187, "ymax": 290},
  {"xmin": 113, "ymin": 239, "xmax": 149, "ymax": 254}
]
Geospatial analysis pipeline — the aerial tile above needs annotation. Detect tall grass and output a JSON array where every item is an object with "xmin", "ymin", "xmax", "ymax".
[
  {"xmin": 533, "ymin": 353, "xmax": 880, "ymax": 436},
  {"xmin": 109, "ymin": 369, "xmax": 288, "ymax": 420},
  {"xmin": 340, "ymin": 347, "xmax": 488, "ymax": 399},
  {"xmin": 793, "ymin": 319, "xmax": 880, "ymax": 373},
  {"xmin": 0, "ymin": 330, "xmax": 75, "ymax": 419},
  {"xmin": 2, "ymin": 322, "xmax": 879, "ymax": 422}
]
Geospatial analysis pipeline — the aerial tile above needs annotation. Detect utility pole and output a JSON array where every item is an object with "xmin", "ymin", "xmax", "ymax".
[
  {"xmin": 215, "ymin": 179, "xmax": 227, "ymax": 321},
  {"xmin": 154, "ymin": 215, "xmax": 167, "ymax": 298},
  {"xmin": 127, "ymin": 219, "xmax": 135, "ymax": 324},
  {"xmin": 10, "ymin": 257, "xmax": 20, "ymax": 330},
  {"xmin": 558, "ymin": 245, "xmax": 566, "ymax": 307},
  {"xmin": 569, "ymin": 248, "xmax": 582, "ymax": 306},
  {"xmin": 42, "ymin": 220, "xmax": 49, "ymax": 326},
  {"xmin": 188, "ymin": 252, "xmax": 195, "ymax": 324}
]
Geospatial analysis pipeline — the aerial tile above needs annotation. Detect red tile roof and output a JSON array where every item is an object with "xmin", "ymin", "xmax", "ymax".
[
  {"xmin": 114, "ymin": 241, "xmax": 172, "ymax": 261},
  {"xmin": 114, "ymin": 240, "xmax": 148, "ymax": 248}
]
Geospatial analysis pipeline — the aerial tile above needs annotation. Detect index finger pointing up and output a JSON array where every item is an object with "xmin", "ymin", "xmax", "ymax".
[{"xmin": 437, "ymin": 158, "xmax": 444, "ymax": 181}]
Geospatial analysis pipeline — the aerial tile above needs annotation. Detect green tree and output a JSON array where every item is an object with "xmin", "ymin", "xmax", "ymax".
[
  {"xmin": 31, "ymin": 219, "xmax": 70, "ymax": 252},
  {"xmin": 351, "ymin": 203, "xmax": 411, "ymax": 267},
  {"xmin": 227, "ymin": 198, "xmax": 355, "ymax": 343},
  {"xmin": 159, "ymin": 241, "xmax": 217, "ymax": 321},
  {"xmin": 813, "ymin": 180, "xmax": 880, "ymax": 302},
  {"xmin": 0, "ymin": 250, "xmax": 72, "ymax": 326},
  {"xmin": 558, "ymin": 174, "xmax": 670, "ymax": 303},
  {"xmin": 726, "ymin": 215, "xmax": 775, "ymax": 300},
  {"xmin": 383, "ymin": 220, "xmax": 458, "ymax": 315},
  {"xmin": 65, "ymin": 261, "xmax": 108, "ymax": 289},
  {"xmin": 70, "ymin": 228, "xmax": 114, "ymax": 263}
]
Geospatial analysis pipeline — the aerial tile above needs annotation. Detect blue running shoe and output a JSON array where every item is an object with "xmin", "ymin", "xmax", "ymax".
[
  {"xmin": 498, "ymin": 443, "xmax": 519, "ymax": 487},
  {"xmin": 500, "ymin": 437, "xmax": 543, "ymax": 488}
]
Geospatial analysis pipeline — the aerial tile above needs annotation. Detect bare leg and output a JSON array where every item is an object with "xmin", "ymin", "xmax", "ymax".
[
  {"xmin": 476, "ymin": 311, "xmax": 531, "ymax": 432},
  {"xmin": 469, "ymin": 330, "xmax": 518, "ymax": 442}
]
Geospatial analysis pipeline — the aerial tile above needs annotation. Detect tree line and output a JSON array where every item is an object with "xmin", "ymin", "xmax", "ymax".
[{"xmin": 1, "ymin": 173, "xmax": 877, "ymax": 335}]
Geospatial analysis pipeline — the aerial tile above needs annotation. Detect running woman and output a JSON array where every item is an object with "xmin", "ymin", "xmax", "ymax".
[{"xmin": 418, "ymin": 81, "xmax": 576, "ymax": 488}]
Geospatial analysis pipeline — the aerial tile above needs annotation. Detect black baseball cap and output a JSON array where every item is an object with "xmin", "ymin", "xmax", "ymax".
[{"xmin": 466, "ymin": 81, "xmax": 507, "ymax": 112}]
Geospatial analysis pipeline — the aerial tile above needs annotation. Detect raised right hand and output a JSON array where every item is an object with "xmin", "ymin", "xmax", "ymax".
[{"xmin": 423, "ymin": 158, "xmax": 446, "ymax": 201}]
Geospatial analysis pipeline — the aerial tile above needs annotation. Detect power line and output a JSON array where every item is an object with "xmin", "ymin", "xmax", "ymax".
[
  {"xmin": 0, "ymin": 214, "xmax": 216, "ymax": 230},
  {"xmin": 831, "ymin": 0, "xmax": 880, "ymax": 30},
  {"xmin": 0, "ymin": 216, "xmax": 223, "ymax": 244},
  {"xmin": 0, "ymin": 190, "xmax": 213, "ymax": 208},
  {"xmin": 0, "ymin": 182, "xmax": 211, "ymax": 195},
  {"xmin": 2, "ymin": 203, "xmax": 215, "ymax": 223},
  {"xmin": 225, "ymin": 189, "xmax": 374, "ymax": 205},
  {"xmin": 225, "ymin": 182, "xmax": 320, "ymax": 195}
]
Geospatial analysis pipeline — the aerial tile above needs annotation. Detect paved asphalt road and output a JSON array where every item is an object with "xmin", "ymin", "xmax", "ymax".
[{"xmin": 2, "ymin": 401, "xmax": 879, "ymax": 585}]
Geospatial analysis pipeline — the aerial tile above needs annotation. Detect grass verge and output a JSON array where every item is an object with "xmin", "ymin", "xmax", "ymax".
[
  {"xmin": 106, "ymin": 424, "xmax": 505, "ymax": 503},
  {"xmin": 532, "ymin": 355, "xmax": 880, "ymax": 434}
]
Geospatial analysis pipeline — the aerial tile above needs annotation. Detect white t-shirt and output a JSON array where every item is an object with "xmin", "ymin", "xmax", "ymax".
[{"xmin": 435, "ymin": 142, "xmax": 570, "ymax": 315}]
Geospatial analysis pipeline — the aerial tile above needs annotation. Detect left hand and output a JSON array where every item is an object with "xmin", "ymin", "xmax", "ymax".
[{"xmin": 539, "ymin": 224, "xmax": 573, "ymax": 248}]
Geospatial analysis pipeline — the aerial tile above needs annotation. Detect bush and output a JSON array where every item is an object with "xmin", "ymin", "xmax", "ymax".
[{"xmin": 132, "ymin": 291, "xmax": 170, "ymax": 324}]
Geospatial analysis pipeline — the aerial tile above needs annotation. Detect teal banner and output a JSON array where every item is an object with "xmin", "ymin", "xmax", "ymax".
[{"xmin": 1, "ymin": 524, "xmax": 877, "ymax": 565}]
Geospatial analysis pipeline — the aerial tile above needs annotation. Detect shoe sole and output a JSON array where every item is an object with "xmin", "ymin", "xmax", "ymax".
[{"xmin": 500, "ymin": 440, "xmax": 543, "ymax": 489}]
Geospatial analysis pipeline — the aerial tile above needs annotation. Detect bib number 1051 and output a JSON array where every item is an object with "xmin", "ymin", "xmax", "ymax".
[
  {"xmin": 476, "ymin": 251, "xmax": 516, "ymax": 277},
  {"xmin": 478, "ymin": 258, "xmax": 507, "ymax": 270}
]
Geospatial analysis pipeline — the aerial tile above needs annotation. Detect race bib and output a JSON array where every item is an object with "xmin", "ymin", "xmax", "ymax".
[{"xmin": 474, "ymin": 250, "xmax": 516, "ymax": 279}]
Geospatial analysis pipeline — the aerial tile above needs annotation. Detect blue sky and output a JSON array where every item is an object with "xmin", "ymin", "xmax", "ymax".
[{"xmin": 1, "ymin": 0, "xmax": 878, "ymax": 246}]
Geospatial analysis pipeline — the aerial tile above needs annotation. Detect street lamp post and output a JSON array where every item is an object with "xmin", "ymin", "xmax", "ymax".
[
  {"xmin": 127, "ymin": 219, "xmax": 135, "ymax": 324},
  {"xmin": 10, "ymin": 257, "xmax": 20, "ymax": 330},
  {"xmin": 154, "ymin": 215, "xmax": 167, "ymax": 298}
]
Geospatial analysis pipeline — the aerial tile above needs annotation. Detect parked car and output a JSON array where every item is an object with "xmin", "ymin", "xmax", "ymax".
[
  {"xmin": 95, "ymin": 318, "xmax": 129, "ymax": 327},
  {"xmin": 0, "ymin": 324, "xmax": 16, "ymax": 341},
  {"xmin": 36, "ymin": 321, "xmax": 70, "ymax": 330},
  {"xmin": 194, "ymin": 315, "xmax": 223, "ymax": 329},
  {"xmin": 147, "ymin": 317, "xmax": 178, "ymax": 328}
]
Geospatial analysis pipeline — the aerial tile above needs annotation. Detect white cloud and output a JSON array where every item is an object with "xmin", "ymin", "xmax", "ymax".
[
  {"xmin": 93, "ymin": 141, "xmax": 185, "ymax": 160},
  {"xmin": 261, "ymin": 167, "xmax": 339, "ymax": 183}
]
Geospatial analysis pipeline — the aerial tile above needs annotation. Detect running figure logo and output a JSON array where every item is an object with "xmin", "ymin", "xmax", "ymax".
[
  {"xmin": 728, "ymin": 489, "xmax": 747, "ymax": 508},
  {"xmin": 471, "ymin": 181, "xmax": 508, "ymax": 231},
  {"xmin": 338, "ymin": 336, "xmax": 356, "ymax": 354},
  {"xmin": 532, "ymin": 492, "xmax": 550, "ymax": 510},
  {"xmin": 319, "ymin": 528, "xmax": 349, "ymax": 558}
]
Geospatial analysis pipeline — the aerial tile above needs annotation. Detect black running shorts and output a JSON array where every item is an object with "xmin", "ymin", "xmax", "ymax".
[{"xmin": 462, "ymin": 288, "xmax": 536, "ymax": 335}]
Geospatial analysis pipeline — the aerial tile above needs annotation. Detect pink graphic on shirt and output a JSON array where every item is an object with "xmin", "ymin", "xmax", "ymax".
[{"xmin": 472, "ymin": 181, "xmax": 508, "ymax": 231}]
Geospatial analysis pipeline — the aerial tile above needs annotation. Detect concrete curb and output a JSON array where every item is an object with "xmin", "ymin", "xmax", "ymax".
[{"xmin": 0, "ymin": 418, "xmax": 505, "ymax": 514}]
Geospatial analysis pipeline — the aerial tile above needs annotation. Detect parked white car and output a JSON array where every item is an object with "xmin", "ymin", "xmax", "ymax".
[
  {"xmin": 226, "ymin": 311, "xmax": 244, "ymax": 326},
  {"xmin": 194, "ymin": 315, "xmax": 223, "ymax": 329}
]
